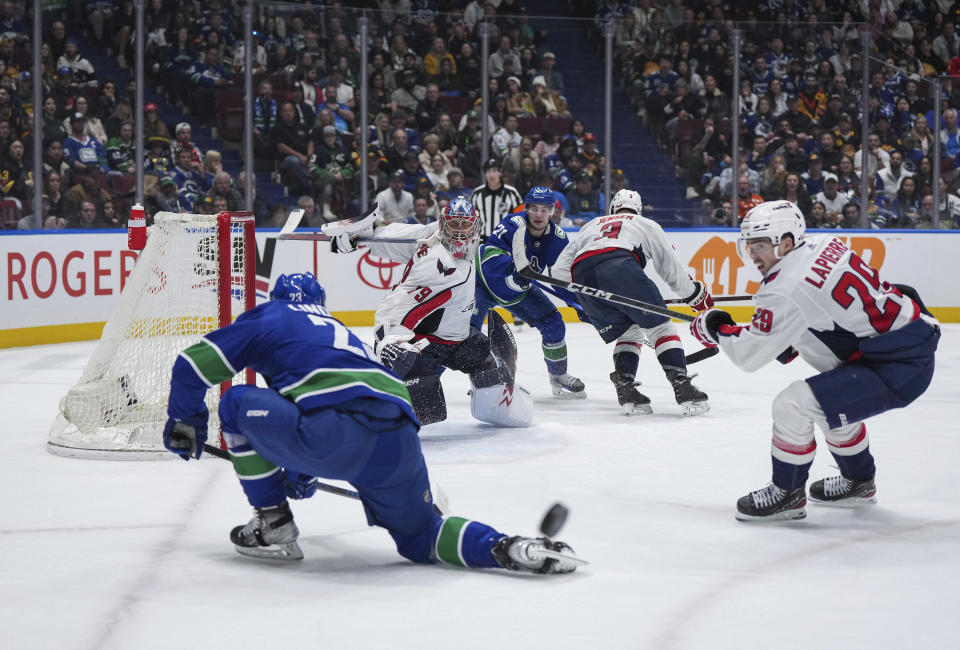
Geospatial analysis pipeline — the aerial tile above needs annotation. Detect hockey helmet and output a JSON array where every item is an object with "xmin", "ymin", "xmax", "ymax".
[
  {"xmin": 610, "ymin": 189, "xmax": 643, "ymax": 215},
  {"xmin": 525, "ymin": 185, "xmax": 555, "ymax": 206},
  {"xmin": 439, "ymin": 196, "xmax": 480, "ymax": 260},
  {"xmin": 270, "ymin": 272, "xmax": 327, "ymax": 305},
  {"xmin": 738, "ymin": 200, "xmax": 806, "ymax": 261}
]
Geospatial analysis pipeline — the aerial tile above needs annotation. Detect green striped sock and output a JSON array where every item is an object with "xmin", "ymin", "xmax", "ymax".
[
  {"xmin": 435, "ymin": 516, "xmax": 471, "ymax": 567},
  {"xmin": 230, "ymin": 449, "xmax": 279, "ymax": 481}
]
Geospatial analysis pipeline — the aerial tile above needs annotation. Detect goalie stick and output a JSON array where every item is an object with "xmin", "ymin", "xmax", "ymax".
[
  {"xmin": 276, "ymin": 207, "xmax": 418, "ymax": 244},
  {"xmin": 201, "ymin": 443, "xmax": 449, "ymax": 515}
]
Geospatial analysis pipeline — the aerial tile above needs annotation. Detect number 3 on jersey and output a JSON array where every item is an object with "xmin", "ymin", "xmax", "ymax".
[{"xmin": 594, "ymin": 221, "xmax": 622, "ymax": 241}]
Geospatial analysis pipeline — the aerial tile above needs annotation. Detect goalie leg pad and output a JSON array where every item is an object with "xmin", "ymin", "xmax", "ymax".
[
  {"xmin": 405, "ymin": 374, "xmax": 448, "ymax": 425},
  {"xmin": 470, "ymin": 383, "xmax": 534, "ymax": 428}
]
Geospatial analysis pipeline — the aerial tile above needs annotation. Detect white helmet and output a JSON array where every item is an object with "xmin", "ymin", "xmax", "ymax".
[
  {"xmin": 610, "ymin": 189, "xmax": 643, "ymax": 215},
  {"xmin": 738, "ymin": 200, "xmax": 805, "ymax": 260}
]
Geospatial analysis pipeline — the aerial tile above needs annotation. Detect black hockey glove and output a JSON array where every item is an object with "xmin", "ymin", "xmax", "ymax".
[{"xmin": 162, "ymin": 410, "xmax": 209, "ymax": 461}]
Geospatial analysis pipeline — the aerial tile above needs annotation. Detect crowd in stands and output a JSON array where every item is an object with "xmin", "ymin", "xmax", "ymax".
[
  {"xmin": 595, "ymin": 0, "xmax": 960, "ymax": 229},
  {"xmin": 5, "ymin": 1, "xmax": 960, "ymax": 232}
]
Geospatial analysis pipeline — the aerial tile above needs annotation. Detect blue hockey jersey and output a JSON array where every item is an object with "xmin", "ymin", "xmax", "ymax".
[
  {"xmin": 168, "ymin": 301, "xmax": 417, "ymax": 424},
  {"xmin": 476, "ymin": 212, "xmax": 570, "ymax": 306}
]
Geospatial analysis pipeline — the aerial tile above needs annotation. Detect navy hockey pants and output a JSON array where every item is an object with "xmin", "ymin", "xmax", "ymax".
[
  {"xmin": 571, "ymin": 250, "xmax": 669, "ymax": 342},
  {"xmin": 809, "ymin": 318, "xmax": 940, "ymax": 429}
]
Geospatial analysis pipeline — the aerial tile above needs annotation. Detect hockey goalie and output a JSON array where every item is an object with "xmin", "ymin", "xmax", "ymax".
[{"xmin": 329, "ymin": 199, "xmax": 533, "ymax": 428}]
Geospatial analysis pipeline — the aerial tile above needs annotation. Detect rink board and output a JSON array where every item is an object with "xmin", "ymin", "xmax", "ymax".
[{"xmin": 1, "ymin": 228, "xmax": 958, "ymax": 347}]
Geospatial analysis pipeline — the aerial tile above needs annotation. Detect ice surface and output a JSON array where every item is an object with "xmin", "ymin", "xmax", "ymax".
[{"xmin": 1, "ymin": 324, "xmax": 958, "ymax": 650}]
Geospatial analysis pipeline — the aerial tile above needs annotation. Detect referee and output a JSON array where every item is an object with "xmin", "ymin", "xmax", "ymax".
[{"xmin": 471, "ymin": 158, "xmax": 522, "ymax": 238}]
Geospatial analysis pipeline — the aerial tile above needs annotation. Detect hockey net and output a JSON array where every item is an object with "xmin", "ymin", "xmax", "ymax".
[{"xmin": 48, "ymin": 211, "xmax": 256, "ymax": 459}]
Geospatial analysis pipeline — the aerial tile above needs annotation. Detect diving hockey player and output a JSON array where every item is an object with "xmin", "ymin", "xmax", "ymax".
[
  {"xmin": 692, "ymin": 201, "xmax": 940, "ymax": 521},
  {"xmin": 330, "ymin": 199, "xmax": 534, "ymax": 428},
  {"xmin": 552, "ymin": 189, "xmax": 713, "ymax": 415},
  {"xmin": 163, "ymin": 273, "xmax": 581, "ymax": 572},
  {"xmin": 472, "ymin": 185, "xmax": 586, "ymax": 398}
]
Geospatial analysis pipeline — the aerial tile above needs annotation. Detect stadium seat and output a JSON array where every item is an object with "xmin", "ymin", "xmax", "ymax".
[
  {"xmin": 0, "ymin": 198, "xmax": 21, "ymax": 229},
  {"xmin": 517, "ymin": 117, "xmax": 542, "ymax": 137}
]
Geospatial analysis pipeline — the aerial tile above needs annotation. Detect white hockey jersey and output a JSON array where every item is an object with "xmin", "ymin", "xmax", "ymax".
[
  {"xmin": 365, "ymin": 222, "xmax": 477, "ymax": 344},
  {"xmin": 551, "ymin": 212, "xmax": 697, "ymax": 299},
  {"xmin": 718, "ymin": 235, "xmax": 927, "ymax": 373}
]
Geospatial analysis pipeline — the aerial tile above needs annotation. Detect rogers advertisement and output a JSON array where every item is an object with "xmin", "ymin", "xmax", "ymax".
[{"xmin": 1, "ymin": 229, "xmax": 957, "ymax": 347}]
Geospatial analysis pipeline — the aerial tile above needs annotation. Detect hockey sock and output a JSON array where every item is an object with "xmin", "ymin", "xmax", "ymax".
[
  {"xmin": 434, "ymin": 516, "xmax": 504, "ymax": 569},
  {"xmin": 771, "ymin": 456, "xmax": 813, "ymax": 491},
  {"xmin": 223, "ymin": 431, "xmax": 287, "ymax": 508},
  {"xmin": 649, "ymin": 327, "xmax": 685, "ymax": 373},
  {"xmin": 826, "ymin": 424, "xmax": 876, "ymax": 480},
  {"xmin": 542, "ymin": 340, "xmax": 568, "ymax": 375}
]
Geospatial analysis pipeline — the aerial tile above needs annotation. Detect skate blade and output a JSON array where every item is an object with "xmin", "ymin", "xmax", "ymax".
[
  {"xmin": 735, "ymin": 507, "xmax": 807, "ymax": 522},
  {"xmin": 680, "ymin": 400, "xmax": 710, "ymax": 416},
  {"xmin": 551, "ymin": 386, "xmax": 587, "ymax": 399},
  {"xmin": 234, "ymin": 541, "xmax": 304, "ymax": 561},
  {"xmin": 808, "ymin": 494, "xmax": 877, "ymax": 507},
  {"xmin": 622, "ymin": 403, "xmax": 653, "ymax": 416},
  {"xmin": 535, "ymin": 548, "xmax": 590, "ymax": 566}
]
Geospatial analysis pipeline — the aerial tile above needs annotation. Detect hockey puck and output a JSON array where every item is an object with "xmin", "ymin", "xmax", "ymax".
[{"xmin": 539, "ymin": 503, "xmax": 569, "ymax": 538}]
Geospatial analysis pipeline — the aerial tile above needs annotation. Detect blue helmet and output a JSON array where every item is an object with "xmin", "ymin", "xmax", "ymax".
[
  {"xmin": 270, "ymin": 273, "xmax": 327, "ymax": 305},
  {"xmin": 525, "ymin": 185, "xmax": 555, "ymax": 206}
]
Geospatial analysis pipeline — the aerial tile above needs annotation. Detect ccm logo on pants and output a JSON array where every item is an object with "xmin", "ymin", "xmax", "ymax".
[{"xmin": 245, "ymin": 409, "xmax": 270, "ymax": 417}]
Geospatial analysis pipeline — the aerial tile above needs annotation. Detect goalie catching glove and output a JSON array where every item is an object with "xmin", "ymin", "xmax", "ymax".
[
  {"xmin": 325, "ymin": 203, "xmax": 379, "ymax": 253},
  {"xmin": 162, "ymin": 409, "xmax": 209, "ymax": 460},
  {"xmin": 684, "ymin": 280, "xmax": 714, "ymax": 312},
  {"xmin": 376, "ymin": 326, "xmax": 430, "ymax": 378},
  {"xmin": 690, "ymin": 309, "xmax": 736, "ymax": 348}
]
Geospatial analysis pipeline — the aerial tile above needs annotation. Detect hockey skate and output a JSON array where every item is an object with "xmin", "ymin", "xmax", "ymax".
[
  {"xmin": 735, "ymin": 482, "xmax": 807, "ymax": 522},
  {"xmin": 609, "ymin": 372, "xmax": 652, "ymax": 415},
  {"xmin": 550, "ymin": 373, "xmax": 586, "ymax": 399},
  {"xmin": 492, "ymin": 536, "xmax": 585, "ymax": 574},
  {"xmin": 809, "ymin": 476, "xmax": 877, "ymax": 506},
  {"xmin": 229, "ymin": 502, "xmax": 303, "ymax": 561},
  {"xmin": 666, "ymin": 370, "xmax": 709, "ymax": 416}
]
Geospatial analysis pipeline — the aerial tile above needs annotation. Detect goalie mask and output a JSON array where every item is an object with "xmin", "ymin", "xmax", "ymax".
[
  {"xmin": 439, "ymin": 196, "xmax": 480, "ymax": 260},
  {"xmin": 610, "ymin": 189, "xmax": 643, "ymax": 215},
  {"xmin": 270, "ymin": 273, "xmax": 327, "ymax": 305},
  {"xmin": 737, "ymin": 200, "xmax": 806, "ymax": 262}
]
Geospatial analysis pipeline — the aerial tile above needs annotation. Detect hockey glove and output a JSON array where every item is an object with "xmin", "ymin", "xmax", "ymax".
[
  {"xmin": 325, "ymin": 204, "xmax": 379, "ymax": 254},
  {"xmin": 379, "ymin": 339, "xmax": 429, "ymax": 378},
  {"xmin": 162, "ymin": 410, "xmax": 209, "ymax": 461},
  {"xmin": 284, "ymin": 470, "xmax": 318, "ymax": 500},
  {"xmin": 684, "ymin": 280, "xmax": 714, "ymax": 312},
  {"xmin": 776, "ymin": 346, "xmax": 799, "ymax": 364},
  {"xmin": 505, "ymin": 271, "xmax": 531, "ymax": 293},
  {"xmin": 690, "ymin": 309, "xmax": 736, "ymax": 348}
]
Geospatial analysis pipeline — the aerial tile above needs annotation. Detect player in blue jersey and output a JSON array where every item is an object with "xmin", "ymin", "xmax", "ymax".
[
  {"xmin": 163, "ymin": 273, "xmax": 581, "ymax": 573},
  {"xmin": 472, "ymin": 186, "xmax": 586, "ymax": 398}
]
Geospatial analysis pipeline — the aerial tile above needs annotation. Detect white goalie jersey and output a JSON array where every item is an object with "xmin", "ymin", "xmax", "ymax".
[
  {"xmin": 718, "ymin": 235, "xmax": 927, "ymax": 373},
  {"xmin": 364, "ymin": 222, "xmax": 477, "ymax": 346},
  {"xmin": 551, "ymin": 212, "xmax": 697, "ymax": 299}
]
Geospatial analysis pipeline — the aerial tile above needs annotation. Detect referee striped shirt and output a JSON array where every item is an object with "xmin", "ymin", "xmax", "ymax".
[{"xmin": 471, "ymin": 183, "xmax": 523, "ymax": 237}]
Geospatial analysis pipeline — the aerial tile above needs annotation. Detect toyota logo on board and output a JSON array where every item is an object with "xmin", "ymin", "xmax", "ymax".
[{"xmin": 356, "ymin": 249, "xmax": 401, "ymax": 290}]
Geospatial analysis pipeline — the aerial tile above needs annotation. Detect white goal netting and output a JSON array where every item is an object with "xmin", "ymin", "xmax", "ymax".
[{"xmin": 48, "ymin": 212, "xmax": 255, "ymax": 459}]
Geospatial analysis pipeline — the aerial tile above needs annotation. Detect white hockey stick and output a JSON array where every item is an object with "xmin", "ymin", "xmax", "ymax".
[{"xmin": 276, "ymin": 208, "xmax": 418, "ymax": 243}]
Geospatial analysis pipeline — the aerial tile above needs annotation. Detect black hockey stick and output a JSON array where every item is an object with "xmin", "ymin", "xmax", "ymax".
[
  {"xmin": 517, "ymin": 266, "xmax": 719, "ymax": 365},
  {"xmin": 517, "ymin": 265, "xmax": 696, "ymax": 322},
  {"xmin": 202, "ymin": 443, "xmax": 363, "ymax": 500},
  {"xmin": 201, "ymin": 443, "xmax": 448, "ymax": 515},
  {"xmin": 665, "ymin": 295, "xmax": 754, "ymax": 304}
]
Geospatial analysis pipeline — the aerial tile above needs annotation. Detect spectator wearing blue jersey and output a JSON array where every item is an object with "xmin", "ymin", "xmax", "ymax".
[
  {"xmin": 564, "ymin": 171, "xmax": 603, "ymax": 224},
  {"xmin": 163, "ymin": 273, "xmax": 580, "ymax": 573},
  {"xmin": 472, "ymin": 186, "xmax": 585, "ymax": 398}
]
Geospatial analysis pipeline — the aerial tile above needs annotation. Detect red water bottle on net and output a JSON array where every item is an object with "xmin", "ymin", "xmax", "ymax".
[{"xmin": 128, "ymin": 203, "xmax": 146, "ymax": 250}]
